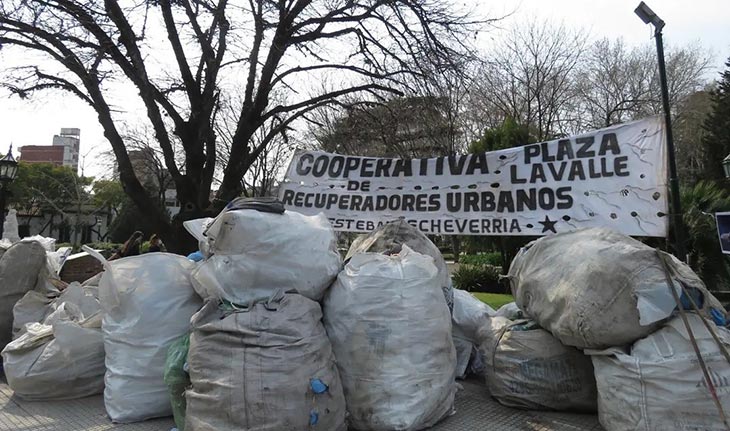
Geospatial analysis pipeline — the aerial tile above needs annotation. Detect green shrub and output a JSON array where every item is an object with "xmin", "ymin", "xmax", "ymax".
[
  {"xmin": 84, "ymin": 242, "xmax": 123, "ymax": 252},
  {"xmin": 55, "ymin": 242, "xmax": 122, "ymax": 254},
  {"xmin": 459, "ymin": 252, "xmax": 502, "ymax": 267},
  {"xmin": 452, "ymin": 264, "xmax": 505, "ymax": 293},
  {"xmin": 140, "ymin": 241, "xmax": 151, "ymax": 253}
]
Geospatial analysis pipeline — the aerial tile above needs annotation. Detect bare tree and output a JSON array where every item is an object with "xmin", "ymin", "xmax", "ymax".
[
  {"xmin": 470, "ymin": 20, "xmax": 588, "ymax": 141},
  {"xmin": 216, "ymin": 93, "xmax": 293, "ymax": 197},
  {"xmin": 577, "ymin": 38, "xmax": 712, "ymax": 129},
  {"xmin": 123, "ymin": 128, "xmax": 179, "ymax": 208},
  {"xmin": 0, "ymin": 0, "xmax": 485, "ymax": 251},
  {"xmin": 577, "ymin": 38, "xmax": 655, "ymax": 128},
  {"xmin": 308, "ymin": 56, "xmax": 477, "ymax": 159}
]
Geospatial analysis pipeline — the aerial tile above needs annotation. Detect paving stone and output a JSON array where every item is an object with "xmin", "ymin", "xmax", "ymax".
[{"xmin": 0, "ymin": 375, "xmax": 602, "ymax": 430}]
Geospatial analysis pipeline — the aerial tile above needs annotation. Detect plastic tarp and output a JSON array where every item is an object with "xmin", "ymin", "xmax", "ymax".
[
  {"xmin": 164, "ymin": 334, "xmax": 190, "ymax": 431},
  {"xmin": 0, "ymin": 241, "xmax": 48, "ymax": 351},
  {"xmin": 346, "ymin": 219, "xmax": 454, "ymax": 310},
  {"xmin": 590, "ymin": 314, "xmax": 730, "ymax": 431},
  {"xmin": 186, "ymin": 293, "xmax": 346, "ymax": 431},
  {"xmin": 478, "ymin": 316, "xmax": 597, "ymax": 411},
  {"xmin": 452, "ymin": 289, "xmax": 495, "ymax": 378},
  {"xmin": 508, "ymin": 227, "xmax": 726, "ymax": 349},
  {"xmin": 84, "ymin": 248, "xmax": 203, "ymax": 423},
  {"xmin": 1, "ymin": 289, "xmax": 104, "ymax": 400},
  {"xmin": 324, "ymin": 246, "xmax": 457, "ymax": 431},
  {"xmin": 191, "ymin": 209, "xmax": 341, "ymax": 304}
]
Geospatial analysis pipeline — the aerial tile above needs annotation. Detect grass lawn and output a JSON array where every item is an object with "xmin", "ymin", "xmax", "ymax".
[{"xmin": 471, "ymin": 292, "xmax": 514, "ymax": 310}]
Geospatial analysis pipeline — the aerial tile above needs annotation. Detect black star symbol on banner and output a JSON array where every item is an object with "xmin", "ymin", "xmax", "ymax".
[{"xmin": 538, "ymin": 215, "xmax": 558, "ymax": 233}]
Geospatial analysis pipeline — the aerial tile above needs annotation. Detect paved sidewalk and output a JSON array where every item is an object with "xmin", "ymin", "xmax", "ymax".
[{"xmin": 0, "ymin": 375, "xmax": 602, "ymax": 430}]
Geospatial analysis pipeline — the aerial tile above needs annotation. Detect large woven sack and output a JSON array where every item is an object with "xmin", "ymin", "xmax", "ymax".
[
  {"xmin": 192, "ymin": 209, "xmax": 341, "ymax": 304},
  {"xmin": 478, "ymin": 316, "xmax": 597, "ymax": 411},
  {"xmin": 508, "ymin": 227, "xmax": 726, "ymax": 349},
  {"xmin": 324, "ymin": 246, "xmax": 456, "ymax": 431},
  {"xmin": 1, "ymin": 298, "xmax": 104, "ymax": 400},
  {"xmin": 186, "ymin": 293, "xmax": 346, "ymax": 431},
  {"xmin": 87, "ymin": 249, "xmax": 203, "ymax": 423},
  {"xmin": 452, "ymin": 289, "xmax": 494, "ymax": 378},
  {"xmin": 590, "ymin": 314, "xmax": 730, "ymax": 431},
  {"xmin": 0, "ymin": 241, "xmax": 47, "ymax": 351},
  {"xmin": 346, "ymin": 219, "xmax": 453, "ymax": 310}
]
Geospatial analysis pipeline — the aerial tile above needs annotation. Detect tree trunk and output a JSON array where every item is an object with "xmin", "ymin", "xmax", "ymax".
[{"xmin": 450, "ymin": 236, "xmax": 461, "ymax": 263}]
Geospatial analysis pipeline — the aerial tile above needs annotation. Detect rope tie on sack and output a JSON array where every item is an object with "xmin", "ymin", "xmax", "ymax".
[{"xmin": 655, "ymin": 249, "xmax": 730, "ymax": 431}]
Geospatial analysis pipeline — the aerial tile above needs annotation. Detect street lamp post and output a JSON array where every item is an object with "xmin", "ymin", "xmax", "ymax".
[
  {"xmin": 635, "ymin": 2, "xmax": 687, "ymax": 261},
  {"xmin": 0, "ymin": 145, "xmax": 19, "ymax": 239}
]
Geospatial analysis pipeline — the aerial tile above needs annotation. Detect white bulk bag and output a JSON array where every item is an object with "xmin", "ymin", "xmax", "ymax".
[
  {"xmin": 324, "ymin": 246, "xmax": 456, "ymax": 431},
  {"xmin": 346, "ymin": 219, "xmax": 453, "ymax": 310},
  {"xmin": 452, "ymin": 289, "xmax": 494, "ymax": 378},
  {"xmin": 478, "ymin": 316, "xmax": 597, "ymax": 411},
  {"xmin": 1, "ymin": 299, "xmax": 104, "ymax": 400},
  {"xmin": 85, "ymin": 248, "xmax": 203, "ymax": 423},
  {"xmin": 192, "ymin": 209, "xmax": 341, "ymax": 304},
  {"xmin": 0, "ymin": 241, "xmax": 48, "ymax": 351},
  {"xmin": 186, "ymin": 293, "xmax": 346, "ymax": 431},
  {"xmin": 590, "ymin": 314, "xmax": 730, "ymax": 431},
  {"xmin": 508, "ymin": 228, "xmax": 726, "ymax": 349}
]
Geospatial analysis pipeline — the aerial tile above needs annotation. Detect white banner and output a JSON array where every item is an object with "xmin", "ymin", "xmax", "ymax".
[{"xmin": 279, "ymin": 117, "xmax": 669, "ymax": 237}]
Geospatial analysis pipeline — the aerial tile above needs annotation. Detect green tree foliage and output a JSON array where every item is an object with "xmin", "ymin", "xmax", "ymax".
[
  {"xmin": 681, "ymin": 181, "xmax": 730, "ymax": 291},
  {"xmin": 9, "ymin": 162, "xmax": 90, "ymax": 221},
  {"xmin": 674, "ymin": 89, "xmax": 713, "ymax": 185},
  {"xmin": 8, "ymin": 162, "xmax": 95, "ymax": 243},
  {"xmin": 468, "ymin": 117, "xmax": 530, "ymax": 153},
  {"xmin": 462, "ymin": 118, "xmax": 534, "ymax": 270},
  {"xmin": 701, "ymin": 58, "xmax": 730, "ymax": 182},
  {"xmin": 92, "ymin": 180, "xmax": 126, "ymax": 215}
]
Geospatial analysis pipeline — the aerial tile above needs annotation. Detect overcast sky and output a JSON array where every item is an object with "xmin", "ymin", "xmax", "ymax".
[{"xmin": 0, "ymin": 0, "xmax": 728, "ymax": 178}]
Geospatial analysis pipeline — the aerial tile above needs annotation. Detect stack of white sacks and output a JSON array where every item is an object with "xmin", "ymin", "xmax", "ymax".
[
  {"xmin": 1, "ymin": 237, "xmax": 105, "ymax": 401},
  {"xmin": 184, "ymin": 201, "xmax": 346, "ymax": 430},
  {"xmin": 2, "ymin": 235, "xmax": 204, "ymax": 422},
  {"xmin": 185, "ymin": 205, "xmax": 458, "ymax": 431},
  {"xmin": 491, "ymin": 227, "xmax": 730, "ymax": 430},
  {"xmin": 1, "ymin": 206, "xmax": 460, "ymax": 430}
]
